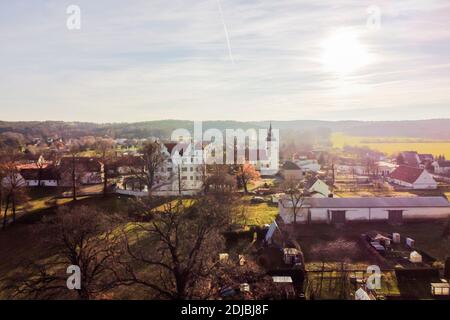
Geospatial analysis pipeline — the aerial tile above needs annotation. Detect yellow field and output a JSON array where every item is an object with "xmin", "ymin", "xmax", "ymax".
[{"xmin": 332, "ymin": 133, "xmax": 450, "ymax": 158}]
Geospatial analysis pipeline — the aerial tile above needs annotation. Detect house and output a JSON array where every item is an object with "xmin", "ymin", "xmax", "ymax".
[
  {"xmin": 305, "ymin": 178, "xmax": 331, "ymax": 198},
  {"xmin": 20, "ymin": 167, "xmax": 59, "ymax": 187},
  {"xmin": 279, "ymin": 196, "xmax": 450, "ymax": 224},
  {"xmin": 399, "ymin": 151, "xmax": 421, "ymax": 167},
  {"xmin": 114, "ymin": 156, "xmax": 145, "ymax": 175},
  {"xmin": 117, "ymin": 141, "xmax": 207, "ymax": 196},
  {"xmin": 418, "ymin": 154, "xmax": 434, "ymax": 163},
  {"xmin": 280, "ymin": 161, "xmax": 303, "ymax": 181},
  {"xmin": 376, "ymin": 161, "xmax": 397, "ymax": 177},
  {"xmin": 22, "ymin": 154, "xmax": 46, "ymax": 165},
  {"xmin": 432, "ymin": 160, "xmax": 450, "ymax": 175},
  {"xmin": 335, "ymin": 164, "xmax": 367, "ymax": 176},
  {"xmin": 388, "ymin": 165, "xmax": 437, "ymax": 189},
  {"xmin": 58, "ymin": 157, "xmax": 104, "ymax": 186},
  {"xmin": 294, "ymin": 159, "xmax": 321, "ymax": 173}
]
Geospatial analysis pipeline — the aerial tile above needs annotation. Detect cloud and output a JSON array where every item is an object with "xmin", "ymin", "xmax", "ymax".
[{"xmin": 0, "ymin": 0, "xmax": 449, "ymax": 122}]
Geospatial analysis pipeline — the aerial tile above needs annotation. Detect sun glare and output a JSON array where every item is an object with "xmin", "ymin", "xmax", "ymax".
[{"xmin": 320, "ymin": 30, "xmax": 372, "ymax": 75}]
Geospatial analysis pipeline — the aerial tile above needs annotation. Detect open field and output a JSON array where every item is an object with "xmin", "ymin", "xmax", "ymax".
[
  {"xmin": 332, "ymin": 132, "xmax": 450, "ymax": 158},
  {"xmin": 237, "ymin": 195, "xmax": 278, "ymax": 226}
]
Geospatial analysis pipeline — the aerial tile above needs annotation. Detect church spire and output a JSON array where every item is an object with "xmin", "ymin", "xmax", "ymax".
[{"xmin": 267, "ymin": 121, "xmax": 272, "ymax": 142}]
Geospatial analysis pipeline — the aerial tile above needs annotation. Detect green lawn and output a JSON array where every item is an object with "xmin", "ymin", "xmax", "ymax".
[{"xmin": 236, "ymin": 195, "xmax": 278, "ymax": 226}]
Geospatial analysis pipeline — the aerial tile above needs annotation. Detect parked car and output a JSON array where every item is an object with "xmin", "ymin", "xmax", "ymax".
[{"xmin": 251, "ymin": 196, "xmax": 266, "ymax": 204}]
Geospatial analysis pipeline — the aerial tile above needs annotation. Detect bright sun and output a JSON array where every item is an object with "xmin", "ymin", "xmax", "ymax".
[{"xmin": 320, "ymin": 30, "xmax": 372, "ymax": 75}]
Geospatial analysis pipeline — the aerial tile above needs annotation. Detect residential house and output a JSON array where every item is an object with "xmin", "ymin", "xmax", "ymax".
[
  {"xmin": 399, "ymin": 151, "xmax": 421, "ymax": 167},
  {"xmin": 418, "ymin": 154, "xmax": 434, "ymax": 163},
  {"xmin": 280, "ymin": 161, "xmax": 303, "ymax": 181},
  {"xmin": 305, "ymin": 178, "xmax": 331, "ymax": 198},
  {"xmin": 20, "ymin": 166, "xmax": 59, "ymax": 187},
  {"xmin": 279, "ymin": 196, "xmax": 450, "ymax": 224},
  {"xmin": 388, "ymin": 165, "xmax": 437, "ymax": 189},
  {"xmin": 22, "ymin": 153, "xmax": 46, "ymax": 165},
  {"xmin": 117, "ymin": 141, "xmax": 207, "ymax": 196},
  {"xmin": 294, "ymin": 159, "xmax": 321, "ymax": 173},
  {"xmin": 376, "ymin": 161, "xmax": 398, "ymax": 177},
  {"xmin": 432, "ymin": 160, "xmax": 450, "ymax": 175},
  {"xmin": 58, "ymin": 157, "xmax": 104, "ymax": 186},
  {"xmin": 114, "ymin": 156, "xmax": 145, "ymax": 175}
]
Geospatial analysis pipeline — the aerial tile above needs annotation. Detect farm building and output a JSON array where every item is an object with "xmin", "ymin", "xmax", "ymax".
[
  {"xmin": 280, "ymin": 161, "xmax": 303, "ymax": 181},
  {"xmin": 20, "ymin": 167, "xmax": 59, "ymax": 187},
  {"xmin": 399, "ymin": 151, "xmax": 421, "ymax": 167},
  {"xmin": 376, "ymin": 161, "xmax": 397, "ymax": 177},
  {"xmin": 279, "ymin": 196, "xmax": 450, "ymax": 224},
  {"xmin": 388, "ymin": 165, "xmax": 437, "ymax": 189},
  {"xmin": 432, "ymin": 160, "xmax": 450, "ymax": 175},
  {"xmin": 305, "ymin": 178, "xmax": 331, "ymax": 198}
]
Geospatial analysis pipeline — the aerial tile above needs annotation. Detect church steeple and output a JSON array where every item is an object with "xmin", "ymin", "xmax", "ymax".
[{"xmin": 267, "ymin": 121, "xmax": 272, "ymax": 142}]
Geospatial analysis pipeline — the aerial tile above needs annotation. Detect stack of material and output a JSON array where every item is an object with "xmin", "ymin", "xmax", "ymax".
[{"xmin": 409, "ymin": 251, "xmax": 422, "ymax": 263}]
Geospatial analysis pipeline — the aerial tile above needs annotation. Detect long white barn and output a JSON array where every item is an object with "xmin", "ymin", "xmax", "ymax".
[{"xmin": 279, "ymin": 196, "xmax": 450, "ymax": 224}]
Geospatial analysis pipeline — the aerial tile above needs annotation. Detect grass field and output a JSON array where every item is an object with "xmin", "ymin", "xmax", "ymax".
[
  {"xmin": 237, "ymin": 195, "xmax": 278, "ymax": 226},
  {"xmin": 332, "ymin": 132, "xmax": 450, "ymax": 158}
]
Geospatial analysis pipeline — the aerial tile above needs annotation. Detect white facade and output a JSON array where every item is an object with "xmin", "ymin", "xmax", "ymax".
[
  {"xmin": 376, "ymin": 161, "xmax": 398, "ymax": 176},
  {"xmin": 432, "ymin": 161, "xmax": 450, "ymax": 175},
  {"xmin": 279, "ymin": 197, "xmax": 450, "ymax": 224},
  {"xmin": 308, "ymin": 179, "xmax": 331, "ymax": 197},
  {"xmin": 295, "ymin": 159, "xmax": 321, "ymax": 173},
  {"xmin": 25, "ymin": 179, "xmax": 58, "ymax": 187},
  {"xmin": 388, "ymin": 170, "xmax": 437, "ymax": 189}
]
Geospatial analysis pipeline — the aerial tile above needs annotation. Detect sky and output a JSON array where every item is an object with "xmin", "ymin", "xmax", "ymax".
[{"xmin": 0, "ymin": 0, "xmax": 450, "ymax": 123}]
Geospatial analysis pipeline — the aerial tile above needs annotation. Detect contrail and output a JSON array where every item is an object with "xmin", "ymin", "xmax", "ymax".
[{"xmin": 216, "ymin": 0, "xmax": 235, "ymax": 64}]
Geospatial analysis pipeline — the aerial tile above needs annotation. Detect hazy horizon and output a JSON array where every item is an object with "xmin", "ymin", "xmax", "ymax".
[
  {"xmin": 1, "ymin": 1, "xmax": 450, "ymax": 122},
  {"xmin": 3, "ymin": 117, "xmax": 450, "ymax": 125}
]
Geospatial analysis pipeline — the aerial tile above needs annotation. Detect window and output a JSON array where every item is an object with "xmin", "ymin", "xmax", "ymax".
[
  {"xmin": 190, "ymin": 167, "xmax": 193, "ymax": 172},
  {"xmin": 182, "ymin": 176, "xmax": 187, "ymax": 180},
  {"xmin": 182, "ymin": 167, "xmax": 187, "ymax": 172},
  {"xmin": 190, "ymin": 176, "xmax": 193, "ymax": 180}
]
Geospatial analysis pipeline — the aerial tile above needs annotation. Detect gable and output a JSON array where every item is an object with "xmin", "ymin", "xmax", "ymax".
[{"xmin": 415, "ymin": 170, "xmax": 436, "ymax": 185}]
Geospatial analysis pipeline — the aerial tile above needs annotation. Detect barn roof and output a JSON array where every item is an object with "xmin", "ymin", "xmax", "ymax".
[
  {"xmin": 401, "ymin": 151, "xmax": 420, "ymax": 167},
  {"xmin": 389, "ymin": 165, "xmax": 424, "ymax": 184},
  {"xmin": 282, "ymin": 161, "xmax": 301, "ymax": 170},
  {"xmin": 281, "ymin": 196, "xmax": 450, "ymax": 208}
]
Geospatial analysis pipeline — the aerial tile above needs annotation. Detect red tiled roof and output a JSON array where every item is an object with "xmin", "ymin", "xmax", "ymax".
[
  {"xmin": 389, "ymin": 165, "xmax": 424, "ymax": 184},
  {"xmin": 15, "ymin": 162, "xmax": 51, "ymax": 170},
  {"xmin": 401, "ymin": 151, "xmax": 420, "ymax": 167}
]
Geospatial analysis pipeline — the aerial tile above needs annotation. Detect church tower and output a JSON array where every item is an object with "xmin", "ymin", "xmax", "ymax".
[{"xmin": 267, "ymin": 121, "xmax": 274, "ymax": 142}]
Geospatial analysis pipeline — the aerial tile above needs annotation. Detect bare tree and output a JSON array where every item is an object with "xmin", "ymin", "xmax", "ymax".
[
  {"xmin": 60, "ymin": 141, "xmax": 84, "ymax": 201},
  {"xmin": 10, "ymin": 206, "xmax": 126, "ymax": 300},
  {"xmin": 134, "ymin": 141, "xmax": 166, "ymax": 196},
  {"xmin": 95, "ymin": 138, "xmax": 116, "ymax": 197},
  {"xmin": 0, "ymin": 150, "xmax": 28, "ymax": 228},
  {"xmin": 281, "ymin": 178, "xmax": 306, "ymax": 225},
  {"xmin": 204, "ymin": 164, "xmax": 236, "ymax": 194},
  {"xmin": 120, "ymin": 195, "xmax": 233, "ymax": 299}
]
